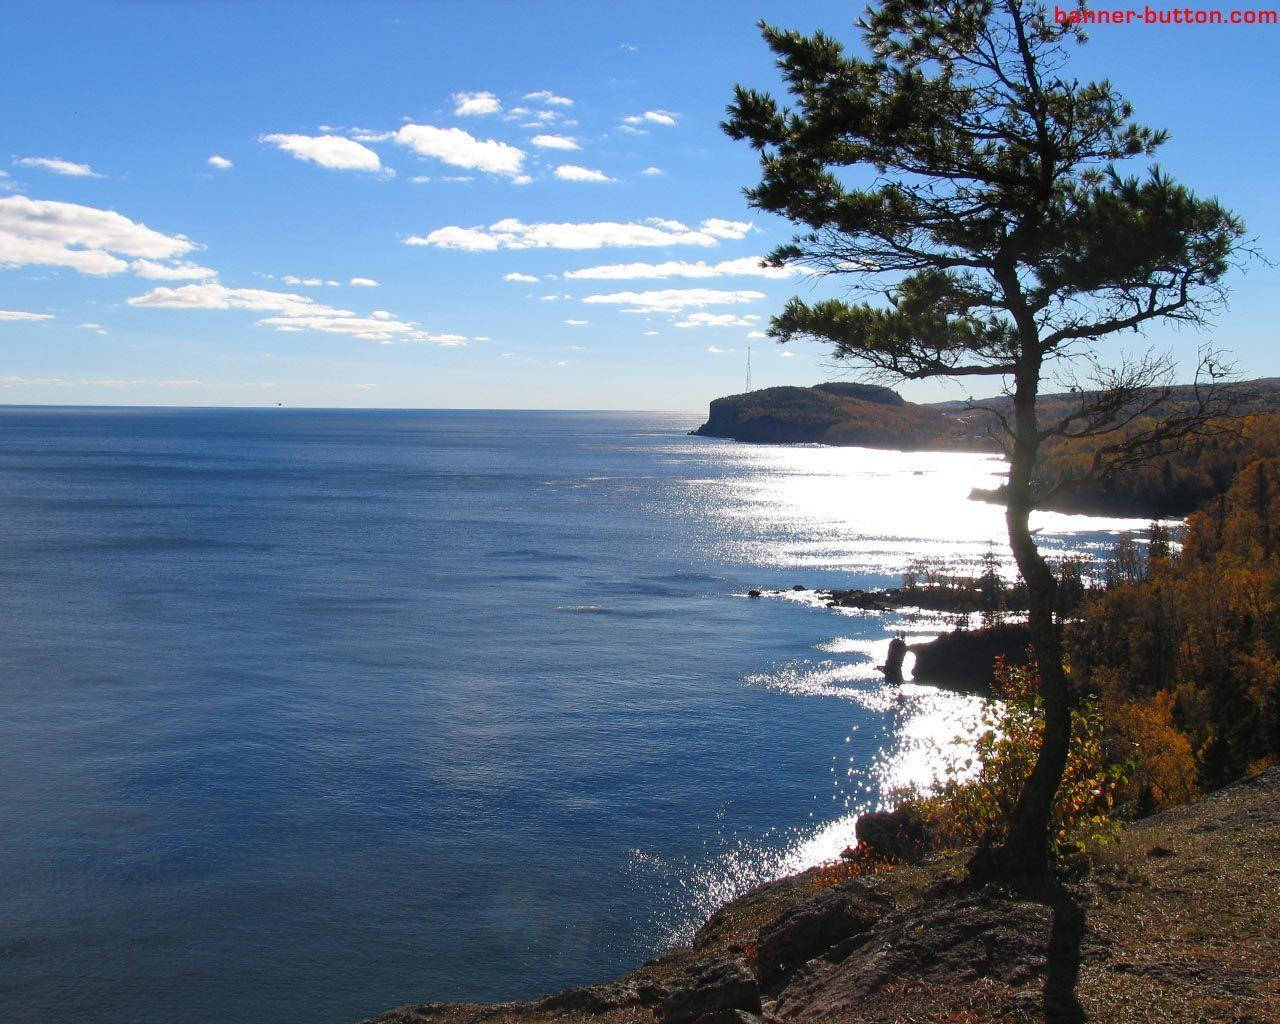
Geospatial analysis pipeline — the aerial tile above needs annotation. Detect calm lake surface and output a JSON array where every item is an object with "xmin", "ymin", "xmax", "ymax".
[{"xmin": 0, "ymin": 408, "xmax": 1149, "ymax": 1024}]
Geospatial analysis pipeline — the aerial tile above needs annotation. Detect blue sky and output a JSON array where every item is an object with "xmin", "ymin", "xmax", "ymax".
[{"xmin": 2, "ymin": 0, "xmax": 1277, "ymax": 410}]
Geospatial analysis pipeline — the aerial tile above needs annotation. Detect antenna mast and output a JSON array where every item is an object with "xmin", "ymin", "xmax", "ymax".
[{"xmin": 746, "ymin": 347, "xmax": 752, "ymax": 392}]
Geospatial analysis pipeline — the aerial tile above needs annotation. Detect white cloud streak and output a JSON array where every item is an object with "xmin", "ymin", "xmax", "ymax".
[
  {"xmin": 0, "ymin": 195, "xmax": 195, "ymax": 276},
  {"xmin": 530, "ymin": 134, "xmax": 580, "ymax": 151},
  {"xmin": 259, "ymin": 133, "xmax": 382, "ymax": 171},
  {"xmin": 130, "ymin": 258, "xmax": 218, "ymax": 280},
  {"xmin": 581, "ymin": 288, "xmax": 766, "ymax": 313},
  {"xmin": 524, "ymin": 90, "xmax": 573, "ymax": 106},
  {"xmin": 564, "ymin": 256, "xmax": 793, "ymax": 281},
  {"xmin": 554, "ymin": 165, "xmax": 614, "ymax": 183},
  {"xmin": 16, "ymin": 156, "xmax": 101, "ymax": 177},
  {"xmin": 622, "ymin": 110, "xmax": 677, "ymax": 127},
  {"xmin": 407, "ymin": 217, "xmax": 751, "ymax": 252},
  {"xmin": 0, "ymin": 309, "xmax": 54, "ymax": 321},
  {"xmin": 394, "ymin": 124, "xmax": 524, "ymax": 177},
  {"xmin": 127, "ymin": 282, "xmax": 462, "ymax": 345},
  {"xmin": 674, "ymin": 312, "xmax": 762, "ymax": 328}
]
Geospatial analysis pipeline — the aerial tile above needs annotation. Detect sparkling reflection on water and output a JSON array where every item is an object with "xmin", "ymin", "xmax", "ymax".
[{"xmin": 641, "ymin": 440, "xmax": 1151, "ymax": 947}]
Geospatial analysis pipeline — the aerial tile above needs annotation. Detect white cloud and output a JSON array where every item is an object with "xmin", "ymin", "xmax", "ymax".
[
  {"xmin": 707, "ymin": 345, "xmax": 730, "ymax": 354},
  {"xmin": 674, "ymin": 312, "xmax": 761, "ymax": 328},
  {"xmin": 259, "ymin": 133, "xmax": 382, "ymax": 171},
  {"xmin": 126, "ymin": 281, "xmax": 462, "ymax": 345},
  {"xmin": 524, "ymin": 90, "xmax": 573, "ymax": 107},
  {"xmin": 503, "ymin": 272, "xmax": 538, "ymax": 283},
  {"xmin": 554, "ymin": 164, "xmax": 614, "ymax": 183},
  {"xmin": 623, "ymin": 110, "xmax": 678, "ymax": 127},
  {"xmin": 531, "ymin": 134, "xmax": 580, "ymax": 151},
  {"xmin": 581, "ymin": 289, "xmax": 766, "ymax": 314},
  {"xmin": 130, "ymin": 258, "xmax": 218, "ymax": 280},
  {"xmin": 16, "ymin": 156, "xmax": 101, "ymax": 178},
  {"xmin": 0, "ymin": 309, "xmax": 53, "ymax": 321},
  {"xmin": 453, "ymin": 91, "xmax": 501, "ymax": 116},
  {"xmin": 358, "ymin": 383, "xmax": 377, "ymax": 389},
  {"xmin": 129, "ymin": 282, "xmax": 323, "ymax": 314},
  {"xmin": 701, "ymin": 218, "xmax": 753, "ymax": 240},
  {"xmin": 394, "ymin": 123, "xmax": 524, "ymax": 177},
  {"xmin": 207, "ymin": 155, "xmax": 233, "ymax": 170},
  {"xmin": 564, "ymin": 256, "xmax": 793, "ymax": 281},
  {"xmin": 282, "ymin": 275, "xmax": 325, "ymax": 286},
  {"xmin": 746, "ymin": 330, "xmax": 768, "ymax": 339},
  {"xmin": 409, "ymin": 217, "xmax": 748, "ymax": 252},
  {"xmin": 79, "ymin": 322, "xmax": 107, "ymax": 334},
  {"xmin": 349, "ymin": 277, "xmax": 380, "ymax": 287},
  {"xmin": 779, "ymin": 350, "xmax": 794, "ymax": 357},
  {"xmin": 406, "ymin": 226, "xmax": 499, "ymax": 251},
  {"xmin": 564, "ymin": 319, "xmax": 588, "ymax": 326},
  {"xmin": 641, "ymin": 166, "xmax": 663, "ymax": 176},
  {"xmin": 0, "ymin": 195, "xmax": 196, "ymax": 276}
]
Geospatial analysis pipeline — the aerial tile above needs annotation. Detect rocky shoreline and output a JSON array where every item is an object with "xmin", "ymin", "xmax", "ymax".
[
  {"xmin": 363, "ymin": 769, "xmax": 1280, "ymax": 1024},
  {"xmin": 749, "ymin": 584, "xmax": 1032, "ymax": 696}
]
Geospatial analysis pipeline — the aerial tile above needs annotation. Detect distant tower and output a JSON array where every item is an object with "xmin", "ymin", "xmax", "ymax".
[{"xmin": 746, "ymin": 347, "xmax": 752, "ymax": 392}]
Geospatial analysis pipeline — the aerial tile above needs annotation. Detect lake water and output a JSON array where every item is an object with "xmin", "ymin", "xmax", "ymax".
[{"xmin": 0, "ymin": 408, "xmax": 1149, "ymax": 1024}]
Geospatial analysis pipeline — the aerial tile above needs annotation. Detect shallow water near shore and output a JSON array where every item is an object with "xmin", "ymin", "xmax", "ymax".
[{"xmin": 0, "ymin": 408, "xmax": 1151, "ymax": 1024}]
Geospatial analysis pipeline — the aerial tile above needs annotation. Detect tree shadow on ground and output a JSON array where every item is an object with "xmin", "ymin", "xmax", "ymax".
[{"xmin": 1043, "ymin": 885, "xmax": 1087, "ymax": 1024}]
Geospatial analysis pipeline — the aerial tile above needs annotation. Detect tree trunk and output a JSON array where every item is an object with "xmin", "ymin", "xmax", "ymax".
[{"xmin": 971, "ymin": 354, "xmax": 1073, "ymax": 886}]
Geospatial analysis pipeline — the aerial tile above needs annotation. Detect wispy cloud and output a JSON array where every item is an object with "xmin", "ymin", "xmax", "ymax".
[
  {"xmin": 674, "ymin": 312, "xmax": 761, "ymax": 328},
  {"xmin": 503, "ymin": 271, "xmax": 539, "ymax": 283},
  {"xmin": 0, "ymin": 309, "xmax": 53, "ymax": 321},
  {"xmin": 581, "ymin": 288, "xmax": 766, "ymax": 313},
  {"xmin": 259, "ymin": 133, "xmax": 383, "ymax": 171},
  {"xmin": 564, "ymin": 256, "xmax": 792, "ymax": 281},
  {"xmin": 127, "ymin": 282, "xmax": 463, "ymax": 345},
  {"xmin": 0, "ymin": 375, "xmax": 201, "ymax": 388},
  {"xmin": 394, "ymin": 124, "xmax": 525, "ymax": 178},
  {"xmin": 15, "ymin": 156, "xmax": 101, "ymax": 178},
  {"xmin": 524, "ymin": 90, "xmax": 573, "ymax": 107},
  {"xmin": 349, "ymin": 277, "xmax": 380, "ymax": 287},
  {"xmin": 622, "ymin": 110, "xmax": 678, "ymax": 127},
  {"xmin": 407, "ymin": 217, "xmax": 751, "ymax": 252},
  {"xmin": 130, "ymin": 258, "xmax": 218, "ymax": 280}
]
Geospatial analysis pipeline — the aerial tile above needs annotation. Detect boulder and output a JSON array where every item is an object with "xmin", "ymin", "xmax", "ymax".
[
  {"xmin": 754, "ymin": 880, "xmax": 891, "ymax": 989},
  {"xmin": 880, "ymin": 637, "xmax": 908, "ymax": 683},
  {"xmin": 655, "ymin": 957, "xmax": 762, "ymax": 1024},
  {"xmin": 855, "ymin": 808, "xmax": 929, "ymax": 863}
]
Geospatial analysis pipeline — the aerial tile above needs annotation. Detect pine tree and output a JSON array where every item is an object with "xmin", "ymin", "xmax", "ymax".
[{"xmin": 725, "ymin": 0, "xmax": 1247, "ymax": 883}]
